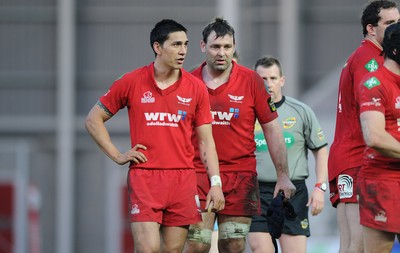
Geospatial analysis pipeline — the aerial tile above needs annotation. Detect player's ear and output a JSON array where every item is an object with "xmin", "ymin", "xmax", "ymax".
[
  {"xmin": 280, "ymin": 76, "xmax": 286, "ymax": 88},
  {"xmin": 153, "ymin": 41, "xmax": 162, "ymax": 55},
  {"xmin": 200, "ymin": 40, "xmax": 206, "ymax": 53},
  {"xmin": 366, "ymin": 24, "xmax": 376, "ymax": 36}
]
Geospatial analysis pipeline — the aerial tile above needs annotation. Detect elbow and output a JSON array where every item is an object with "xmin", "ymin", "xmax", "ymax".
[
  {"xmin": 363, "ymin": 134, "xmax": 381, "ymax": 149},
  {"xmin": 85, "ymin": 115, "xmax": 95, "ymax": 133}
]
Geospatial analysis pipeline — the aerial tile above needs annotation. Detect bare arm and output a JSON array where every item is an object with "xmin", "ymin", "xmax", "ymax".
[
  {"xmin": 360, "ymin": 111, "xmax": 400, "ymax": 158},
  {"xmin": 261, "ymin": 119, "xmax": 296, "ymax": 198},
  {"xmin": 195, "ymin": 124, "xmax": 225, "ymax": 211},
  {"xmin": 85, "ymin": 101, "xmax": 147, "ymax": 165},
  {"xmin": 307, "ymin": 146, "xmax": 328, "ymax": 216}
]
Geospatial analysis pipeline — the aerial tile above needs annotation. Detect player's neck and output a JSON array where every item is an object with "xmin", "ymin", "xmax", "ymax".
[
  {"xmin": 366, "ymin": 37, "xmax": 383, "ymax": 50},
  {"xmin": 202, "ymin": 64, "xmax": 232, "ymax": 89},
  {"xmin": 384, "ymin": 59, "xmax": 400, "ymax": 75},
  {"xmin": 153, "ymin": 63, "xmax": 181, "ymax": 89}
]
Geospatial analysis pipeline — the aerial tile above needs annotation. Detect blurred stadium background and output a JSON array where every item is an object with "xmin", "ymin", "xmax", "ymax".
[{"xmin": 0, "ymin": 0, "xmax": 395, "ymax": 252}]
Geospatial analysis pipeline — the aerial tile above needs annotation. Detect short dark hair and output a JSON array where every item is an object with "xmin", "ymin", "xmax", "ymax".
[
  {"xmin": 382, "ymin": 22, "xmax": 400, "ymax": 63},
  {"xmin": 254, "ymin": 56, "xmax": 283, "ymax": 76},
  {"xmin": 202, "ymin": 17, "xmax": 235, "ymax": 44},
  {"xmin": 361, "ymin": 0, "xmax": 398, "ymax": 36},
  {"xmin": 150, "ymin": 19, "xmax": 187, "ymax": 55}
]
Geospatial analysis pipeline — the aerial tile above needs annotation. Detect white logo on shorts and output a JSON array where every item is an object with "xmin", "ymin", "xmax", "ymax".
[
  {"xmin": 338, "ymin": 174, "xmax": 353, "ymax": 199},
  {"xmin": 375, "ymin": 211, "xmax": 387, "ymax": 223},
  {"xmin": 130, "ymin": 204, "xmax": 140, "ymax": 215}
]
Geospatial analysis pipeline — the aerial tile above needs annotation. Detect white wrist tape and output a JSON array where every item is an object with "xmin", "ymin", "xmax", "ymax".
[{"xmin": 210, "ymin": 175, "xmax": 222, "ymax": 187}]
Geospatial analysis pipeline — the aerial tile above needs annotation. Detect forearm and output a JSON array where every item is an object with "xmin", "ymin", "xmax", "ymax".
[
  {"xmin": 196, "ymin": 124, "xmax": 221, "ymax": 179},
  {"xmin": 361, "ymin": 111, "xmax": 400, "ymax": 158},
  {"xmin": 198, "ymin": 139, "xmax": 220, "ymax": 178},
  {"xmin": 312, "ymin": 147, "xmax": 328, "ymax": 183},
  {"xmin": 262, "ymin": 121, "xmax": 289, "ymax": 177},
  {"xmin": 371, "ymin": 135, "xmax": 400, "ymax": 158}
]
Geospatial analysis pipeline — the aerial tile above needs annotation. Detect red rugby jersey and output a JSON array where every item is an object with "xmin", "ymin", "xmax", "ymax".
[
  {"xmin": 328, "ymin": 40, "xmax": 383, "ymax": 180},
  {"xmin": 191, "ymin": 61, "xmax": 278, "ymax": 173},
  {"xmin": 358, "ymin": 66, "xmax": 400, "ymax": 179},
  {"xmin": 100, "ymin": 63, "xmax": 213, "ymax": 170}
]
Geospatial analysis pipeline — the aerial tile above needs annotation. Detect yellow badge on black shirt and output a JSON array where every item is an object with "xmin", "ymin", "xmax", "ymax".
[{"xmin": 268, "ymin": 97, "xmax": 277, "ymax": 112}]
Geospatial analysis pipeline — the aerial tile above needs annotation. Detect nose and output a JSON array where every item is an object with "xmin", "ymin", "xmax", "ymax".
[
  {"xmin": 179, "ymin": 44, "xmax": 187, "ymax": 55},
  {"xmin": 217, "ymin": 47, "xmax": 226, "ymax": 56}
]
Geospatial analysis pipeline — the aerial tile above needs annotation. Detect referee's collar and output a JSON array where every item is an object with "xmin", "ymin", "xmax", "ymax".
[{"xmin": 274, "ymin": 96, "xmax": 285, "ymax": 109}]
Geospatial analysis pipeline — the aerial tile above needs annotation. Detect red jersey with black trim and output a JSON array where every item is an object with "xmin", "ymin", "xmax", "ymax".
[
  {"xmin": 99, "ymin": 62, "xmax": 213, "ymax": 170},
  {"xmin": 328, "ymin": 40, "xmax": 383, "ymax": 180},
  {"xmin": 191, "ymin": 61, "xmax": 278, "ymax": 173},
  {"xmin": 358, "ymin": 66, "xmax": 400, "ymax": 179}
]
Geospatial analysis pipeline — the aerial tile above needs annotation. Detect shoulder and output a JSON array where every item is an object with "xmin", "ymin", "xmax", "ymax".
[
  {"xmin": 284, "ymin": 96, "xmax": 313, "ymax": 111},
  {"xmin": 350, "ymin": 41, "xmax": 381, "ymax": 64},
  {"xmin": 182, "ymin": 69, "xmax": 205, "ymax": 87},
  {"xmin": 234, "ymin": 64, "xmax": 260, "ymax": 80},
  {"xmin": 232, "ymin": 64, "xmax": 264, "ymax": 93},
  {"xmin": 116, "ymin": 65, "xmax": 148, "ymax": 82}
]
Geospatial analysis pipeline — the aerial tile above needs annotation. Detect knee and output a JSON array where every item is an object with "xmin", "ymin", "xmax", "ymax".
[
  {"xmin": 218, "ymin": 222, "xmax": 250, "ymax": 253},
  {"xmin": 134, "ymin": 243, "xmax": 159, "ymax": 253},
  {"xmin": 185, "ymin": 227, "xmax": 213, "ymax": 253}
]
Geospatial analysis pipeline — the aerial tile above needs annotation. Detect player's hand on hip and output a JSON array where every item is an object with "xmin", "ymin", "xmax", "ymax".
[
  {"xmin": 115, "ymin": 144, "xmax": 147, "ymax": 165},
  {"xmin": 205, "ymin": 186, "xmax": 225, "ymax": 212}
]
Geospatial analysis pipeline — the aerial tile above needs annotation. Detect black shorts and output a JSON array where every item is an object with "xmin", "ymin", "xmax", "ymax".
[{"xmin": 249, "ymin": 180, "xmax": 310, "ymax": 237}]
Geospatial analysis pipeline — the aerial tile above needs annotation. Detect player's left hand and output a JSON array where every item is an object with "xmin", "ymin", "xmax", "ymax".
[
  {"xmin": 205, "ymin": 186, "xmax": 225, "ymax": 212},
  {"xmin": 307, "ymin": 188, "xmax": 325, "ymax": 216}
]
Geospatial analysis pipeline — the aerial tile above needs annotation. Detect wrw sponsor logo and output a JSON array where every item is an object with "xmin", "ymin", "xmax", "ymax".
[
  {"xmin": 211, "ymin": 108, "xmax": 239, "ymax": 125},
  {"xmin": 144, "ymin": 111, "xmax": 186, "ymax": 127}
]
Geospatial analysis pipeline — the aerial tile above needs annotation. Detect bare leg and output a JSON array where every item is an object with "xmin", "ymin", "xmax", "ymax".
[
  {"xmin": 337, "ymin": 203, "xmax": 363, "ymax": 253},
  {"xmin": 279, "ymin": 234, "xmax": 306, "ymax": 253},
  {"xmin": 183, "ymin": 212, "xmax": 216, "ymax": 253},
  {"xmin": 217, "ymin": 215, "xmax": 252, "ymax": 253},
  {"xmin": 247, "ymin": 232, "xmax": 275, "ymax": 253},
  {"xmin": 160, "ymin": 225, "xmax": 189, "ymax": 253},
  {"xmin": 131, "ymin": 222, "xmax": 161, "ymax": 253},
  {"xmin": 363, "ymin": 226, "xmax": 395, "ymax": 253}
]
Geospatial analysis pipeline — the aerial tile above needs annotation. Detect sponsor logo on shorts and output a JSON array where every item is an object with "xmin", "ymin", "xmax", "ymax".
[
  {"xmin": 375, "ymin": 210, "xmax": 387, "ymax": 223},
  {"xmin": 301, "ymin": 219, "xmax": 309, "ymax": 229},
  {"xmin": 338, "ymin": 174, "xmax": 353, "ymax": 199},
  {"xmin": 130, "ymin": 204, "xmax": 140, "ymax": 215}
]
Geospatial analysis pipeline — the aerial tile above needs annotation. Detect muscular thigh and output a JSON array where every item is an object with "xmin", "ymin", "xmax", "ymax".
[
  {"xmin": 197, "ymin": 171, "xmax": 260, "ymax": 216},
  {"xmin": 131, "ymin": 222, "xmax": 160, "ymax": 251},
  {"xmin": 358, "ymin": 177, "xmax": 400, "ymax": 233}
]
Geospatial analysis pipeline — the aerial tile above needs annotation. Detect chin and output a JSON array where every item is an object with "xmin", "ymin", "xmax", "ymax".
[{"xmin": 214, "ymin": 65, "xmax": 228, "ymax": 71}]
